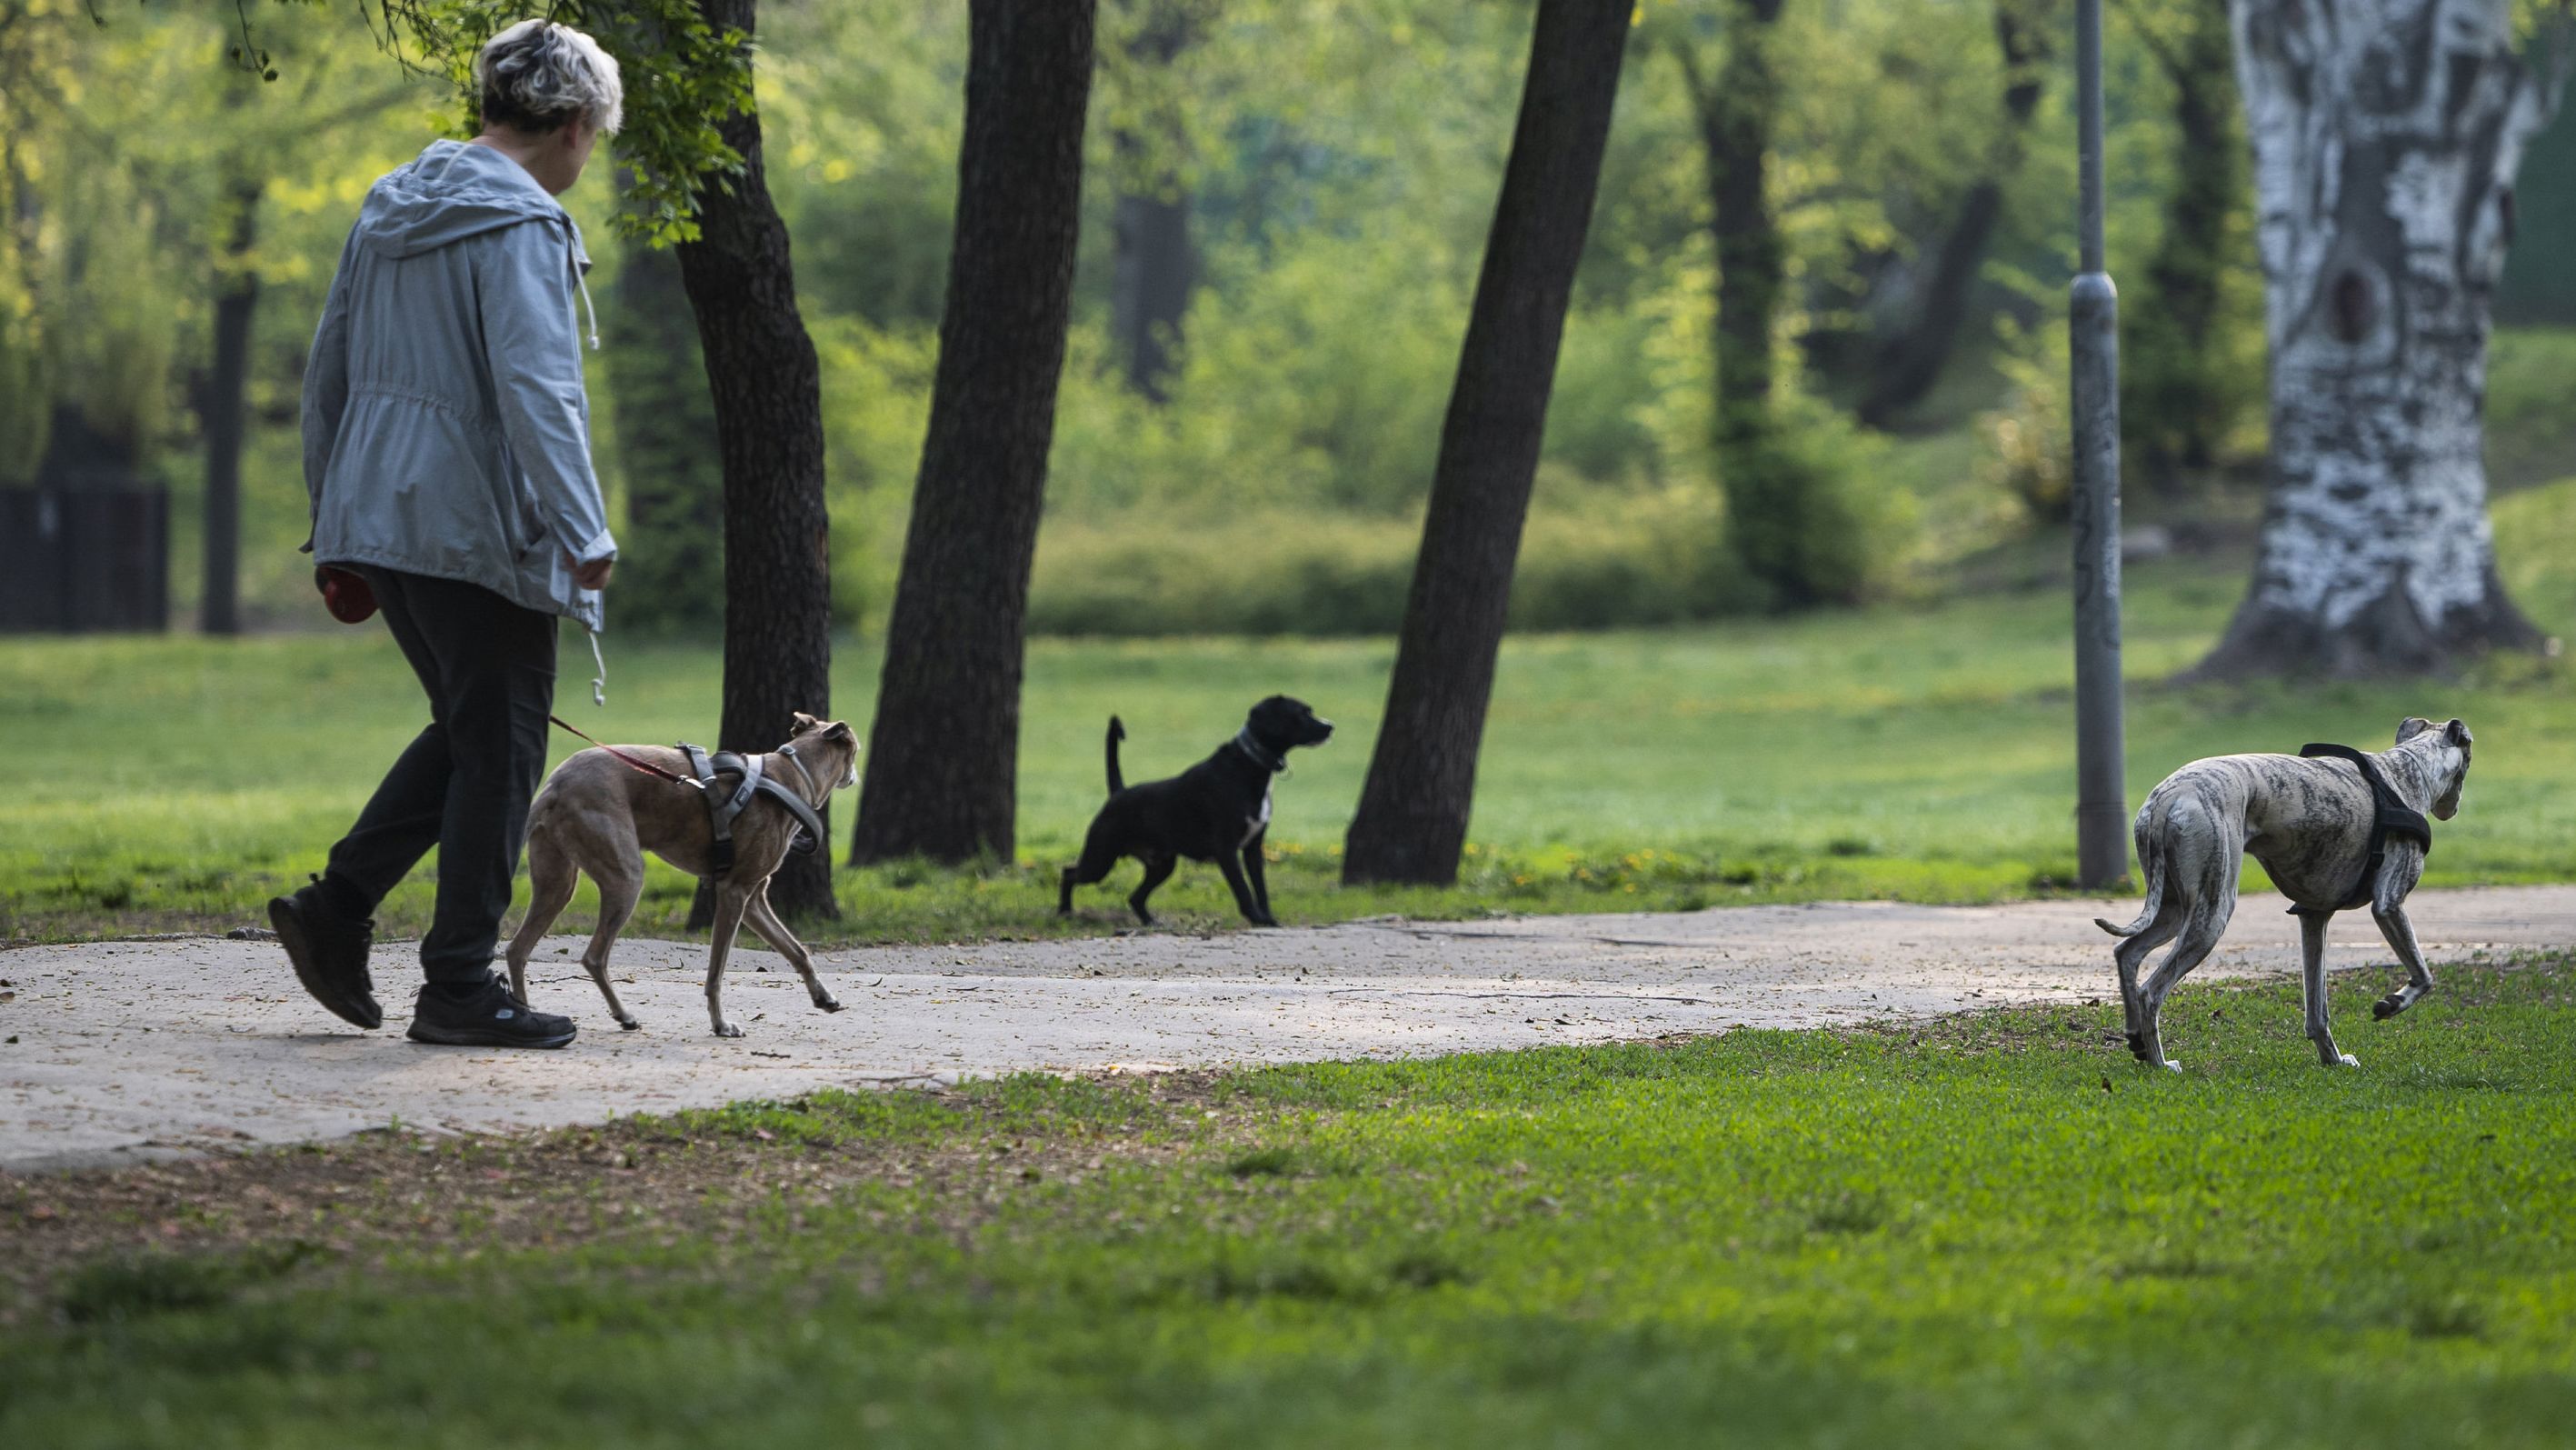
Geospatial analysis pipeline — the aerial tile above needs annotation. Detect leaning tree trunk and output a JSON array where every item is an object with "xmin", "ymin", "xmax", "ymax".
[
  {"xmin": 1858, "ymin": 0, "xmax": 2048, "ymax": 426},
  {"xmin": 674, "ymin": 0, "xmax": 838, "ymax": 920},
  {"xmin": 1340, "ymin": 0, "xmax": 1631, "ymax": 887},
  {"xmin": 198, "ymin": 172, "xmax": 260, "ymax": 636},
  {"xmin": 2200, "ymin": 0, "xmax": 2568, "ymax": 676},
  {"xmin": 850, "ymin": 0, "xmax": 1095, "ymax": 866}
]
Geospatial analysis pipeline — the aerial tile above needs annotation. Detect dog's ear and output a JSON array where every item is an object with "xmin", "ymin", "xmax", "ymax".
[
  {"xmin": 2444, "ymin": 718, "xmax": 2472, "ymax": 749},
  {"xmin": 824, "ymin": 720, "xmax": 854, "ymax": 743},
  {"xmin": 2396, "ymin": 716, "xmax": 2435, "ymax": 744},
  {"xmin": 793, "ymin": 711, "xmax": 821, "ymax": 732}
]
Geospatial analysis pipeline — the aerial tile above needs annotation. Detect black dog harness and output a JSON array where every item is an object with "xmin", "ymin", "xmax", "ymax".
[
  {"xmin": 2290, "ymin": 743, "xmax": 2432, "ymax": 916},
  {"xmin": 678, "ymin": 742, "xmax": 827, "ymax": 877}
]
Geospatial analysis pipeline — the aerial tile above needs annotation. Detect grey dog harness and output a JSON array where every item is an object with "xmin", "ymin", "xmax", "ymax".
[
  {"xmin": 678, "ymin": 742, "xmax": 827, "ymax": 877},
  {"xmin": 2291, "ymin": 743, "xmax": 2432, "ymax": 916}
]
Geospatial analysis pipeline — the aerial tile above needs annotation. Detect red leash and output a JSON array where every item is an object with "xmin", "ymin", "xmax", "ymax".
[{"xmin": 547, "ymin": 715, "xmax": 701, "ymax": 788}]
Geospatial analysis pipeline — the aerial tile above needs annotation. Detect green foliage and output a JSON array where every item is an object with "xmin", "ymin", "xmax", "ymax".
[
  {"xmin": 1979, "ymin": 311, "xmax": 2072, "ymax": 523},
  {"xmin": 1721, "ymin": 385, "xmax": 1915, "ymax": 606},
  {"xmin": 12, "ymin": 962, "xmax": 2576, "ymax": 1444},
  {"xmin": 362, "ymin": 0, "xmax": 752, "ymax": 245}
]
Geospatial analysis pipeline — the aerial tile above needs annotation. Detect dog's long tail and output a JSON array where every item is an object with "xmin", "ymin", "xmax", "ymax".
[
  {"xmin": 2094, "ymin": 800, "xmax": 2166, "ymax": 937},
  {"xmin": 1105, "ymin": 715, "xmax": 1126, "ymax": 796}
]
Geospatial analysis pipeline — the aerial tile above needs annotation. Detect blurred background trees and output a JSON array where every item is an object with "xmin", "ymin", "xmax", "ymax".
[{"xmin": 10, "ymin": 0, "xmax": 2573, "ymax": 655}]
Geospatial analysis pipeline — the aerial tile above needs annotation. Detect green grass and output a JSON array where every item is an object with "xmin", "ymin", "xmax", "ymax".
[
  {"xmin": 12, "ymin": 482, "xmax": 2576, "ymax": 944},
  {"xmin": 6, "ymin": 957, "xmax": 2575, "ymax": 1445}
]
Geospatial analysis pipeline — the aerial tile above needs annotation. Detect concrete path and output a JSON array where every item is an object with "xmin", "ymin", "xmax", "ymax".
[{"xmin": 4, "ymin": 886, "xmax": 2568, "ymax": 1171}]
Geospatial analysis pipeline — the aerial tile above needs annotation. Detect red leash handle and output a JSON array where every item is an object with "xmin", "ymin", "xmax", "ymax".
[{"xmin": 547, "ymin": 715, "xmax": 701, "ymax": 788}]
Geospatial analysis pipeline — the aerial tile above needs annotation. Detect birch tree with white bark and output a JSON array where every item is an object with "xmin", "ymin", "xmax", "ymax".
[{"xmin": 2200, "ymin": 0, "xmax": 2573, "ymax": 676}]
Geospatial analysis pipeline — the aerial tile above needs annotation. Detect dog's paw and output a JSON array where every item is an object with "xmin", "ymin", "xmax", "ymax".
[
  {"xmin": 2331, "ymin": 1052, "xmax": 2361, "ymax": 1068},
  {"xmin": 713, "ymin": 1021, "xmax": 744, "ymax": 1039},
  {"xmin": 2372, "ymin": 995, "xmax": 2402, "ymax": 1021},
  {"xmin": 617, "ymin": 1016, "xmax": 641, "ymax": 1032},
  {"xmin": 815, "ymin": 995, "xmax": 844, "ymax": 1014}
]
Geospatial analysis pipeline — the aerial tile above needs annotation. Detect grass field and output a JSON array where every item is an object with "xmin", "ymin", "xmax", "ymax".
[
  {"xmin": 8, "ymin": 477, "xmax": 2576, "ymax": 944},
  {"xmin": 6, "ymin": 955, "xmax": 2574, "ymax": 1445}
]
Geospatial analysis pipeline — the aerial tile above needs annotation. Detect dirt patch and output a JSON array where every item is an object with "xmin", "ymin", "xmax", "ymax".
[{"xmin": 0, "ymin": 1069, "xmax": 1233, "ymax": 1324}]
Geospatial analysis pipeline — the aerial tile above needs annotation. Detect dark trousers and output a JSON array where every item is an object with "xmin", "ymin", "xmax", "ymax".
[{"xmin": 324, "ymin": 567, "xmax": 557, "ymax": 984}]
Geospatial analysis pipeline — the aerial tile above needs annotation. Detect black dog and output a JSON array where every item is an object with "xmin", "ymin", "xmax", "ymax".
[{"xmin": 1058, "ymin": 696, "xmax": 1333, "ymax": 927}]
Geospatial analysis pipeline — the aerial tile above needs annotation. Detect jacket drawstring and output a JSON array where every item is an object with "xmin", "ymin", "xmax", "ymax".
[
  {"xmin": 585, "ymin": 627, "xmax": 607, "ymax": 706},
  {"xmin": 576, "ymin": 267, "xmax": 601, "ymax": 352}
]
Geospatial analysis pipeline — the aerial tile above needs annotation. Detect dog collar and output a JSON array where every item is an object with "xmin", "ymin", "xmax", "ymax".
[{"xmin": 1233, "ymin": 728, "xmax": 1286, "ymax": 773}]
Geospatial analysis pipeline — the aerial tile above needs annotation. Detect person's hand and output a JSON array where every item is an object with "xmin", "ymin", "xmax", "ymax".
[{"xmin": 567, "ymin": 553, "xmax": 614, "ymax": 591}]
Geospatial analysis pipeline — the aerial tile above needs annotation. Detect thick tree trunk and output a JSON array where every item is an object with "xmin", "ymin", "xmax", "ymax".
[
  {"xmin": 2200, "ymin": 0, "xmax": 2566, "ymax": 677},
  {"xmin": 850, "ymin": 0, "xmax": 1095, "ymax": 866},
  {"xmin": 1858, "ymin": 0, "xmax": 2047, "ymax": 427},
  {"xmin": 1340, "ymin": 0, "xmax": 1631, "ymax": 887},
  {"xmin": 2123, "ymin": 0, "xmax": 2244, "ymax": 491},
  {"xmin": 1110, "ymin": 3, "xmax": 1198, "ymax": 401},
  {"xmin": 199, "ymin": 175, "xmax": 259, "ymax": 636},
  {"xmin": 604, "ymin": 235, "xmax": 724, "ymax": 633},
  {"xmin": 673, "ymin": 0, "xmax": 837, "ymax": 920}
]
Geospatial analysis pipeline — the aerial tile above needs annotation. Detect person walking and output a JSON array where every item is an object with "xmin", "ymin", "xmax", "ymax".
[{"xmin": 270, "ymin": 20, "xmax": 624, "ymax": 1049}]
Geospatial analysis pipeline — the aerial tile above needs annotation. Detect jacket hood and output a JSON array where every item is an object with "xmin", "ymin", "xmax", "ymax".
[{"xmin": 355, "ymin": 139, "xmax": 588, "ymax": 267}]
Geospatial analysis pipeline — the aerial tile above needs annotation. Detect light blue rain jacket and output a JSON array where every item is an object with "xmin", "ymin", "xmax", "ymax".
[{"xmin": 302, "ymin": 139, "xmax": 617, "ymax": 629}]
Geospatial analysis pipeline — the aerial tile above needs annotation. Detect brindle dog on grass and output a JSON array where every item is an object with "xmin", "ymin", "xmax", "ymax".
[{"xmin": 2100, "ymin": 717, "xmax": 2472, "ymax": 1072}]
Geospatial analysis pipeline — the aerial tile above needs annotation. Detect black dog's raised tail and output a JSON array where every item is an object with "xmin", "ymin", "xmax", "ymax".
[{"xmin": 1105, "ymin": 716, "xmax": 1127, "ymax": 795}]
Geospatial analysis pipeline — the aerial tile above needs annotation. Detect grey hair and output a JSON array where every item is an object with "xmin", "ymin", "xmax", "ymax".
[{"xmin": 475, "ymin": 19, "xmax": 624, "ymax": 135}]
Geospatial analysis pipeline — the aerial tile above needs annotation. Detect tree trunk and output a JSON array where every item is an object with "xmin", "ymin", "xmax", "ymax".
[
  {"xmin": 1340, "ymin": 0, "xmax": 1631, "ymax": 887},
  {"xmin": 604, "ymin": 234, "xmax": 724, "ymax": 633},
  {"xmin": 2199, "ymin": 0, "xmax": 2566, "ymax": 677},
  {"xmin": 850, "ymin": 0, "xmax": 1096, "ymax": 866},
  {"xmin": 1678, "ymin": 0, "xmax": 1812, "ymax": 605},
  {"xmin": 1857, "ymin": 0, "xmax": 2048, "ymax": 427},
  {"xmin": 199, "ymin": 174, "xmax": 260, "ymax": 636},
  {"xmin": 672, "ymin": 0, "xmax": 837, "ymax": 920},
  {"xmin": 1110, "ymin": 3, "xmax": 1198, "ymax": 402},
  {"xmin": 1700, "ymin": 0, "xmax": 1784, "ymax": 428},
  {"xmin": 1112, "ymin": 184, "xmax": 1195, "ymax": 401},
  {"xmin": 2122, "ymin": 0, "xmax": 2244, "ymax": 491}
]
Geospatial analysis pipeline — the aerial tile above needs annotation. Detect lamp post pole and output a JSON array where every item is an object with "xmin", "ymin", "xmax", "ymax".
[{"xmin": 2070, "ymin": 0, "xmax": 2129, "ymax": 888}]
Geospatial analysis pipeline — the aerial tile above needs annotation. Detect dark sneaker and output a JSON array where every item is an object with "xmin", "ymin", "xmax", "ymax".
[
  {"xmin": 268, "ymin": 880, "xmax": 382, "ymax": 1030},
  {"xmin": 406, "ymin": 975, "xmax": 576, "ymax": 1049}
]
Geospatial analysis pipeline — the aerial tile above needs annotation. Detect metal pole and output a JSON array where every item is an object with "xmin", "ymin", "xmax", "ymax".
[{"xmin": 2070, "ymin": 0, "xmax": 2128, "ymax": 888}]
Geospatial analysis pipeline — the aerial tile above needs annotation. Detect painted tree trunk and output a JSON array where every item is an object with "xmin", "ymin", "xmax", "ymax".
[
  {"xmin": 2202, "ymin": 0, "xmax": 2567, "ymax": 676},
  {"xmin": 674, "ymin": 0, "xmax": 837, "ymax": 920},
  {"xmin": 850, "ymin": 0, "xmax": 1095, "ymax": 866},
  {"xmin": 1340, "ymin": 0, "xmax": 1631, "ymax": 886}
]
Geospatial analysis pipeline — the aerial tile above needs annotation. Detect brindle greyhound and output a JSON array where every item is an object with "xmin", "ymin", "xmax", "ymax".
[
  {"xmin": 504, "ymin": 713, "xmax": 859, "ymax": 1038},
  {"xmin": 2100, "ymin": 716, "xmax": 2472, "ymax": 1072}
]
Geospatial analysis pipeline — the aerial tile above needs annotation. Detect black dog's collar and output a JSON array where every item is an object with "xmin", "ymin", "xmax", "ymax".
[{"xmin": 1233, "ymin": 728, "xmax": 1287, "ymax": 773}]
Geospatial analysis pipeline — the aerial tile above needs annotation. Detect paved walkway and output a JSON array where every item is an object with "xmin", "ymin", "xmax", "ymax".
[{"xmin": 4, "ymin": 886, "xmax": 2567, "ymax": 1171}]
